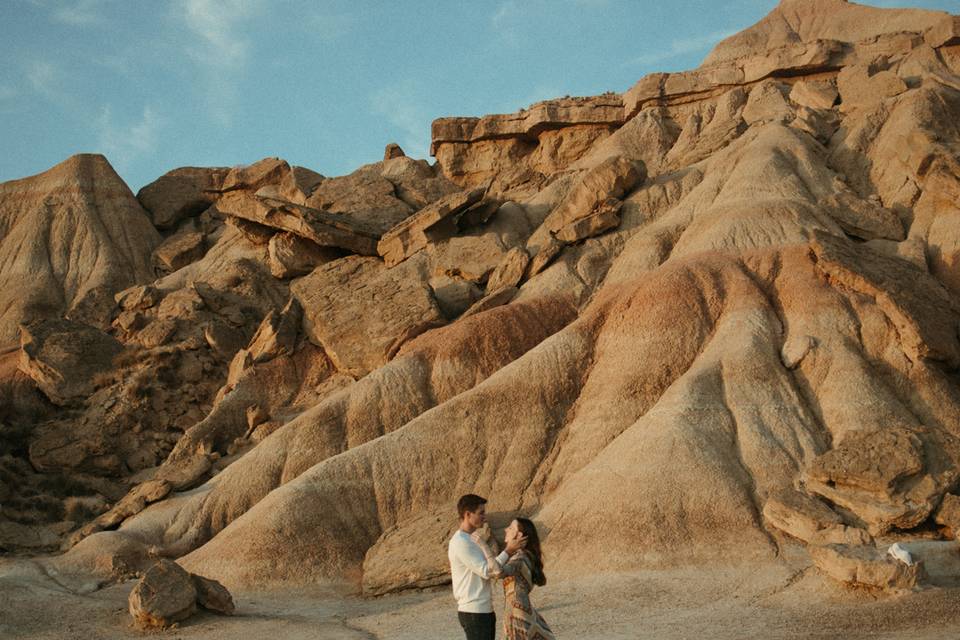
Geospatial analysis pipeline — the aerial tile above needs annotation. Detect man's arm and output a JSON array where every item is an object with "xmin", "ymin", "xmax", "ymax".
[{"xmin": 452, "ymin": 535, "xmax": 508, "ymax": 579}]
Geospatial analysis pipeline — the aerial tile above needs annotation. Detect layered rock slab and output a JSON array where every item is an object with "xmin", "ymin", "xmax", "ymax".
[
  {"xmin": 216, "ymin": 191, "xmax": 380, "ymax": 256},
  {"xmin": 290, "ymin": 256, "xmax": 444, "ymax": 377},
  {"xmin": 377, "ymin": 186, "xmax": 487, "ymax": 267}
]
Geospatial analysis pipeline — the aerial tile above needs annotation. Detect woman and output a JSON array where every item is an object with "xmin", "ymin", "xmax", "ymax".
[{"xmin": 474, "ymin": 517, "xmax": 555, "ymax": 639}]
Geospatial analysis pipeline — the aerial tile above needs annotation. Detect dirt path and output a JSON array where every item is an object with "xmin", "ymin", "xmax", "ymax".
[{"xmin": 5, "ymin": 557, "xmax": 960, "ymax": 639}]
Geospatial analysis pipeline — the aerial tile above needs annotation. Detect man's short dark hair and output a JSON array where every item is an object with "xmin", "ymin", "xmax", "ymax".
[{"xmin": 457, "ymin": 494, "xmax": 487, "ymax": 519}]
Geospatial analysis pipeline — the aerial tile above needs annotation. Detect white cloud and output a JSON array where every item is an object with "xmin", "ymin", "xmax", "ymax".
[
  {"xmin": 96, "ymin": 105, "xmax": 163, "ymax": 169},
  {"xmin": 307, "ymin": 11, "xmax": 358, "ymax": 42},
  {"xmin": 628, "ymin": 29, "xmax": 737, "ymax": 69},
  {"xmin": 175, "ymin": 0, "xmax": 264, "ymax": 126},
  {"xmin": 179, "ymin": 0, "xmax": 263, "ymax": 68},
  {"xmin": 27, "ymin": 60, "xmax": 58, "ymax": 96},
  {"xmin": 51, "ymin": 0, "xmax": 107, "ymax": 25},
  {"xmin": 370, "ymin": 82, "xmax": 432, "ymax": 161},
  {"xmin": 491, "ymin": 0, "xmax": 524, "ymax": 44}
]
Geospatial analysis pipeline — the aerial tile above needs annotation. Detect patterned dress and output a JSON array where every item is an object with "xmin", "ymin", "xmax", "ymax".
[{"xmin": 499, "ymin": 550, "xmax": 555, "ymax": 640}]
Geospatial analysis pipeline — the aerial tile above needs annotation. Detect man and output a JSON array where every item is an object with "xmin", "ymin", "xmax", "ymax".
[{"xmin": 448, "ymin": 494, "xmax": 526, "ymax": 640}]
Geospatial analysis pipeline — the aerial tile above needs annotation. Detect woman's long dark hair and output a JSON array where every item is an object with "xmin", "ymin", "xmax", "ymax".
[{"xmin": 516, "ymin": 517, "xmax": 546, "ymax": 586}]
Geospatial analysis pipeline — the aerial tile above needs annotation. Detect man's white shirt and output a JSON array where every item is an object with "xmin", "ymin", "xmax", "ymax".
[{"xmin": 448, "ymin": 529, "xmax": 510, "ymax": 613}]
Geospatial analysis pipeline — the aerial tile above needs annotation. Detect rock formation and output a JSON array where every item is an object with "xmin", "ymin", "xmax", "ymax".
[{"xmin": 1, "ymin": 0, "xmax": 960, "ymax": 605}]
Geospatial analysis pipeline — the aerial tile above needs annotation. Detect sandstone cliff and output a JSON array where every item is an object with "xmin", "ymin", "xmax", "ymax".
[{"xmin": 2, "ymin": 0, "xmax": 960, "ymax": 599}]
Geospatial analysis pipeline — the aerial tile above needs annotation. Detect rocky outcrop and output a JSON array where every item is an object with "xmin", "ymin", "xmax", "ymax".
[
  {"xmin": 153, "ymin": 230, "xmax": 207, "ymax": 274},
  {"xmin": 136, "ymin": 167, "xmax": 229, "ymax": 230},
  {"xmin": 216, "ymin": 191, "xmax": 380, "ymax": 256},
  {"xmin": 2, "ymin": 0, "xmax": 960, "ymax": 608},
  {"xmin": 810, "ymin": 543, "xmax": 925, "ymax": 591},
  {"xmin": 291, "ymin": 256, "xmax": 444, "ymax": 377},
  {"xmin": 18, "ymin": 319, "xmax": 123, "ymax": 406},
  {"xmin": 377, "ymin": 186, "xmax": 487, "ymax": 267},
  {"xmin": 432, "ymin": 95, "xmax": 624, "ymax": 191},
  {"xmin": 762, "ymin": 489, "xmax": 871, "ymax": 546},
  {"xmin": 801, "ymin": 427, "xmax": 960, "ymax": 535},
  {"xmin": 539, "ymin": 156, "xmax": 645, "ymax": 243},
  {"xmin": 0, "ymin": 154, "xmax": 160, "ymax": 342},
  {"xmin": 267, "ymin": 231, "xmax": 341, "ymax": 278}
]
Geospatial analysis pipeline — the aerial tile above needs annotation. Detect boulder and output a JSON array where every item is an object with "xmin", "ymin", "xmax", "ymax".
[
  {"xmin": 153, "ymin": 231, "xmax": 207, "ymax": 273},
  {"xmin": 791, "ymin": 105, "xmax": 840, "ymax": 143},
  {"xmin": 789, "ymin": 80, "xmax": 839, "ymax": 110},
  {"xmin": 837, "ymin": 65, "xmax": 908, "ymax": 112},
  {"xmin": 204, "ymin": 321, "xmax": 247, "ymax": 361},
  {"xmin": 427, "ymin": 232, "xmax": 512, "ymax": 284},
  {"xmin": 460, "ymin": 286, "xmax": 519, "ymax": 320},
  {"xmin": 934, "ymin": 493, "xmax": 960, "ymax": 538},
  {"xmin": 115, "ymin": 284, "xmax": 162, "ymax": 311},
  {"xmin": 192, "ymin": 574, "xmax": 235, "ymax": 614},
  {"xmin": 246, "ymin": 297, "xmax": 301, "ymax": 363},
  {"xmin": 810, "ymin": 544, "xmax": 925, "ymax": 591},
  {"xmin": 137, "ymin": 318, "xmax": 178, "ymax": 349},
  {"xmin": 742, "ymin": 79, "xmax": 795, "ymax": 125},
  {"xmin": 128, "ymin": 560, "xmax": 197, "ymax": 629},
  {"xmin": 18, "ymin": 319, "xmax": 123, "ymax": 405},
  {"xmin": 807, "ymin": 427, "xmax": 924, "ymax": 494},
  {"xmin": 802, "ymin": 427, "xmax": 957, "ymax": 535},
  {"xmin": 542, "ymin": 156, "xmax": 645, "ymax": 242},
  {"xmin": 220, "ymin": 157, "xmax": 322, "ymax": 204},
  {"xmin": 306, "ymin": 166, "xmax": 412, "ymax": 234},
  {"xmin": 217, "ymin": 191, "xmax": 380, "ymax": 255},
  {"xmin": 487, "ymin": 247, "xmax": 531, "ymax": 292},
  {"xmin": 554, "ymin": 197, "xmax": 624, "ymax": 244},
  {"xmin": 384, "ymin": 143, "xmax": 405, "ymax": 160},
  {"xmin": 924, "ymin": 15, "xmax": 960, "ymax": 49},
  {"xmin": 268, "ymin": 231, "xmax": 340, "ymax": 279},
  {"xmin": 380, "ymin": 156, "xmax": 460, "ymax": 211},
  {"xmin": 291, "ymin": 257, "xmax": 444, "ymax": 377},
  {"xmin": 428, "ymin": 275, "xmax": 483, "ymax": 319},
  {"xmin": 377, "ymin": 187, "xmax": 487, "ymax": 267},
  {"xmin": 226, "ymin": 215, "xmax": 275, "ymax": 245},
  {"xmin": 137, "ymin": 166, "xmax": 228, "ymax": 230},
  {"xmin": 527, "ymin": 234, "xmax": 565, "ymax": 277},
  {"xmin": 762, "ymin": 488, "xmax": 871, "ymax": 546}
]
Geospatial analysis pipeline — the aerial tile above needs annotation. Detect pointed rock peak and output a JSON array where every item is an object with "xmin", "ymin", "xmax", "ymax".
[
  {"xmin": 702, "ymin": 0, "xmax": 950, "ymax": 67},
  {"xmin": 3, "ymin": 153, "xmax": 131, "ymax": 194}
]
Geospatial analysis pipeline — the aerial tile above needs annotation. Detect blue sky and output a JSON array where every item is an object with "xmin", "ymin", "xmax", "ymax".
[{"xmin": 0, "ymin": 1, "xmax": 956, "ymax": 191}]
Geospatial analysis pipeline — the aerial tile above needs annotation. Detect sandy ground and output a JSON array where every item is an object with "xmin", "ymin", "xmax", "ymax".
[{"xmin": 5, "ymin": 554, "xmax": 960, "ymax": 639}]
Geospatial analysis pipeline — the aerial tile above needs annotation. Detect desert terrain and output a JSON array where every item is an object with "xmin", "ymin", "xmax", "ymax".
[{"xmin": 3, "ymin": 0, "xmax": 960, "ymax": 637}]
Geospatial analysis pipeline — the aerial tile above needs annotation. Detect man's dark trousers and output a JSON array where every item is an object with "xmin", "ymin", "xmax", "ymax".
[{"xmin": 458, "ymin": 611, "xmax": 496, "ymax": 640}]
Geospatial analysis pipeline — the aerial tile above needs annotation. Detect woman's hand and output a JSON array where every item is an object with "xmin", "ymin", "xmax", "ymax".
[{"xmin": 504, "ymin": 528, "xmax": 527, "ymax": 555}]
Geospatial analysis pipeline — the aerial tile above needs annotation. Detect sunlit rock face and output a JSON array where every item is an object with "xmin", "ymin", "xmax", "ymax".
[{"xmin": 2, "ymin": 0, "xmax": 960, "ymax": 600}]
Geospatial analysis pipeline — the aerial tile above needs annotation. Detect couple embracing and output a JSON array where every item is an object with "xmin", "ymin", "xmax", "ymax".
[{"xmin": 448, "ymin": 494, "xmax": 555, "ymax": 640}]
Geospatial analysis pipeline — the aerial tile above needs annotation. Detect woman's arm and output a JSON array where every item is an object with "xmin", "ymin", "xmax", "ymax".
[{"xmin": 471, "ymin": 532, "xmax": 510, "ymax": 578}]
